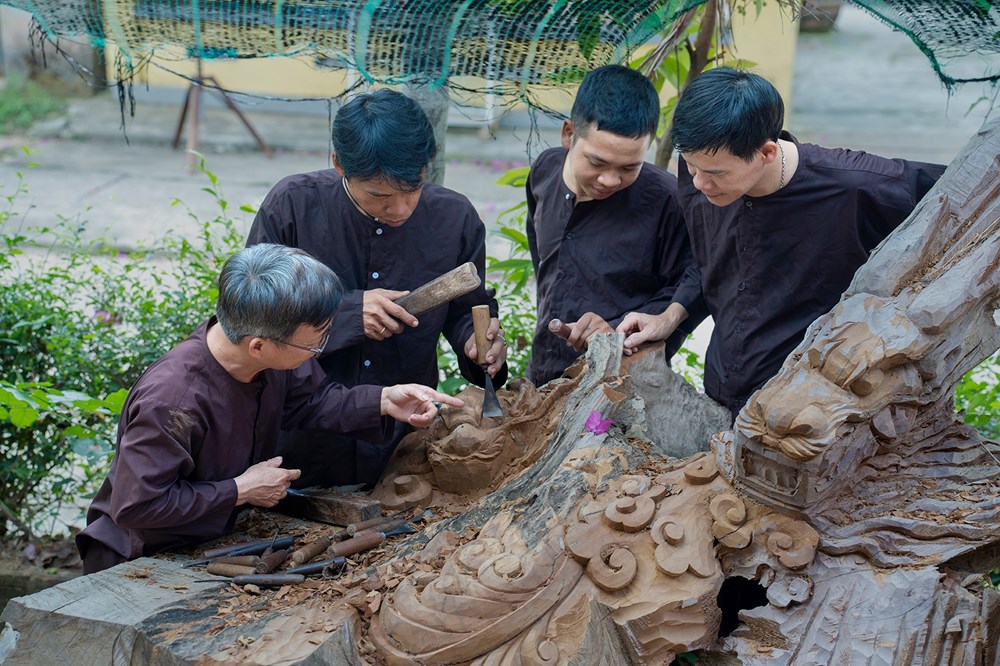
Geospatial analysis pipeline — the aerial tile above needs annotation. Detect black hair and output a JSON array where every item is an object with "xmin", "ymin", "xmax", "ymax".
[
  {"xmin": 332, "ymin": 88, "xmax": 437, "ymax": 191},
  {"xmin": 570, "ymin": 64, "xmax": 659, "ymax": 140},
  {"xmin": 670, "ymin": 67, "xmax": 784, "ymax": 162}
]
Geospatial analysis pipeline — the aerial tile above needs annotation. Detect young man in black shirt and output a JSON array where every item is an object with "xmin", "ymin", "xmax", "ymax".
[
  {"xmin": 526, "ymin": 64, "xmax": 698, "ymax": 386},
  {"xmin": 618, "ymin": 67, "xmax": 945, "ymax": 417}
]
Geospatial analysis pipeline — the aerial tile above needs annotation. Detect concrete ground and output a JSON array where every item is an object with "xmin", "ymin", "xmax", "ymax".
[{"xmin": 0, "ymin": 4, "xmax": 994, "ymax": 359}]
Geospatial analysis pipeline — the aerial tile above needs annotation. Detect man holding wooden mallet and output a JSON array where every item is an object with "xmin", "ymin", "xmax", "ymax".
[{"xmin": 248, "ymin": 89, "xmax": 508, "ymax": 488}]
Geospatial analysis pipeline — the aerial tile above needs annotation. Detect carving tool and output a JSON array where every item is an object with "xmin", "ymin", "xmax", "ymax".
[
  {"xmin": 323, "ymin": 523, "xmax": 416, "ymax": 560},
  {"xmin": 182, "ymin": 534, "xmax": 303, "ymax": 568},
  {"xmin": 254, "ymin": 549, "xmax": 289, "ymax": 573},
  {"xmin": 395, "ymin": 262, "xmax": 482, "ymax": 316},
  {"xmin": 549, "ymin": 318, "xmax": 572, "ymax": 340},
  {"xmin": 206, "ymin": 562, "xmax": 258, "ymax": 577},
  {"xmin": 472, "ymin": 304, "xmax": 504, "ymax": 419},
  {"xmin": 289, "ymin": 506, "xmax": 418, "ymax": 565},
  {"xmin": 231, "ymin": 574, "xmax": 305, "ymax": 587},
  {"xmin": 286, "ymin": 556, "xmax": 347, "ymax": 577}
]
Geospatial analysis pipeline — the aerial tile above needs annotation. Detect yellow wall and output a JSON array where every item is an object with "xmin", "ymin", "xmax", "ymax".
[
  {"xmin": 730, "ymin": 2, "xmax": 800, "ymax": 111},
  {"xmin": 107, "ymin": 4, "xmax": 799, "ymax": 113}
]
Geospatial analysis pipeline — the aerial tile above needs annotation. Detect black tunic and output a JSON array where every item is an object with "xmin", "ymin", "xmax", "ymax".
[
  {"xmin": 247, "ymin": 170, "xmax": 505, "ymax": 486},
  {"xmin": 671, "ymin": 132, "xmax": 945, "ymax": 415},
  {"xmin": 526, "ymin": 147, "xmax": 697, "ymax": 386}
]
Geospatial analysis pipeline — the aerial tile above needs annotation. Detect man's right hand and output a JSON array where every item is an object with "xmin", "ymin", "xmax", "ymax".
[
  {"xmin": 616, "ymin": 303, "xmax": 689, "ymax": 355},
  {"xmin": 234, "ymin": 456, "xmax": 301, "ymax": 507},
  {"xmin": 363, "ymin": 289, "xmax": 419, "ymax": 340}
]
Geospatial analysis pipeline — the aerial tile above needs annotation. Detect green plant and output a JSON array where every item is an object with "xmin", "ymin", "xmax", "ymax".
[
  {"xmin": 954, "ymin": 352, "xmax": 1000, "ymax": 441},
  {"xmin": 0, "ymin": 74, "xmax": 67, "ymax": 132},
  {"xmin": 0, "ymin": 153, "xmax": 246, "ymax": 539}
]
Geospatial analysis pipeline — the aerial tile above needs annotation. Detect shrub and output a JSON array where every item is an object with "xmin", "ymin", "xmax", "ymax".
[{"xmin": 0, "ymin": 153, "xmax": 246, "ymax": 539}]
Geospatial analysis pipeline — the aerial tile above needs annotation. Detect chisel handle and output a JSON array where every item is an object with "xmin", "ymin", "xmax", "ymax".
[
  {"xmin": 232, "ymin": 574, "xmax": 305, "ymax": 586},
  {"xmin": 212, "ymin": 555, "xmax": 260, "ymax": 567},
  {"xmin": 549, "ymin": 318, "xmax": 571, "ymax": 340},
  {"xmin": 254, "ymin": 549, "xmax": 288, "ymax": 574},
  {"xmin": 329, "ymin": 531, "xmax": 385, "ymax": 558},
  {"xmin": 207, "ymin": 562, "xmax": 258, "ymax": 577},
  {"xmin": 472, "ymin": 305, "xmax": 492, "ymax": 365},
  {"xmin": 290, "ymin": 537, "xmax": 332, "ymax": 564}
]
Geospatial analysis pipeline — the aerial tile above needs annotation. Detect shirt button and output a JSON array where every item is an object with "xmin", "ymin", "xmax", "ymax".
[
  {"xmin": 363, "ymin": 359, "xmax": 372, "ymax": 367},
  {"xmin": 565, "ymin": 232, "xmax": 573, "ymax": 240},
  {"xmin": 735, "ymin": 323, "xmax": 745, "ymax": 333},
  {"xmin": 565, "ymin": 193, "xmax": 572, "ymax": 200},
  {"xmin": 745, "ymin": 200, "xmax": 753, "ymax": 208},
  {"xmin": 372, "ymin": 272, "xmax": 380, "ymax": 279},
  {"xmin": 376, "ymin": 228, "xmax": 383, "ymax": 235},
  {"xmin": 730, "ymin": 363, "xmax": 740, "ymax": 371}
]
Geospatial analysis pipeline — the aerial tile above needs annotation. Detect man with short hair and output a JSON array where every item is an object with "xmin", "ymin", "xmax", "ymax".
[
  {"xmin": 248, "ymin": 89, "xmax": 507, "ymax": 488},
  {"xmin": 618, "ymin": 67, "xmax": 946, "ymax": 417},
  {"xmin": 76, "ymin": 244, "xmax": 462, "ymax": 574},
  {"xmin": 525, "ymin": 64, "xmax": 698, "ymax": 386}
]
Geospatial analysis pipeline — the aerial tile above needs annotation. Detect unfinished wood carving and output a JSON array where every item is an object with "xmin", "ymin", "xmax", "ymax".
[
  {"xmin": 365, "ymin": 119, "xmax": 1000, "ymax": 664},
  {"xmin": 4, "ymin": 120, "xmax": 1000, "ymax": 665}
]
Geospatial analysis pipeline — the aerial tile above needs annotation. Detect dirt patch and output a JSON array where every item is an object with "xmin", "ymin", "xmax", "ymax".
[{"xmin": 0, "ymin": 537, "xmax": 81, "ymax": 615}]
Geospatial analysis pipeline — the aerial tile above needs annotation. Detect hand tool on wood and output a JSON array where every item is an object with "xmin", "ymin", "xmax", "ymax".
[
  {"xmin": 289, "ymin": 505, "xmax": 419, "ymax": 565},
  {"xmin": 182, "ymin": 534, "xmax": 303, "ymax": 568},
  {"xmin": 346, "ymin": 505, "xmax": 418, "ymax": 536},
  {"xmin": 254, "ymin": 549, "xmax": 288, "ymax": 573},
  {"xmin": 395, "ymin": 262, "xmax": 481, "ymax": 316},
  {"xmin": 211, "ymin": 555, "xmax": 260, "ymax": 567},
  {"xmin": 231, "ymin": 574, "xmax": 305, "ymax": 587},
  {"xmin": 206, "ymin": 562, "xmax": 259, "ymax": 577},
  {"xmin": 325, "ymin": 523, "xmax": 416, "ymax": 560},
  {"xmin": 286, "ymin": 556, "xmax": 347, "ymax": 577},
  {"xmin": 549, "ymin": 318, "xmax": 571, "ymax": 340},
  {"xmin": 472, "ymin": 304, "xmax": 504, "ymax": 419}
]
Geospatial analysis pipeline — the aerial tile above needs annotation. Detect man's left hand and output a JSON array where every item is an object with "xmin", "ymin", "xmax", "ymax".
[
  {"xmin": 463, "ymin": 317, "xmax": 508, "ymax": 376},
  {"xmin": 564, "ymin": 312, "xmax": 614, "ymax": 351}
]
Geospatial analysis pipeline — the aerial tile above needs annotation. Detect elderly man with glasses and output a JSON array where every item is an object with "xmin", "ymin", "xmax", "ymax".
[
  {"xmin": 76, "ymin": 244, "xmax": 462, "ymax": 574},
  {"xmin": 248, "ymin": 89, "xmax": 508, "ymax": 489}
]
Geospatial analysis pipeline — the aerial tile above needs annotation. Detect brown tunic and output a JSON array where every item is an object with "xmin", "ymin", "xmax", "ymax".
[
  {"xmin": 247, "ymin": 170, "xmax": 506, "ymax": 487},
  {"xmin": 76, "ymin": 319, "xmax": 384, "ymax": 573}
]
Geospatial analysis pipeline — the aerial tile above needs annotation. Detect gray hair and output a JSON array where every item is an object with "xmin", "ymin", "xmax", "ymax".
[{"xmin": 216, "ymin": 244, "xmax": 344, "ymax": 344}]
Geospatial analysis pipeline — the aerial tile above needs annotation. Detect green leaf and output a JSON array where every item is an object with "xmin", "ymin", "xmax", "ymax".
[
  {"xmin": 495, "ymin": 167, "xmax": 531, "ymax": 188},
  {"xmin": 9, "ymin": 405, "xmax": 40, "ymax": 427},
  {"xmin": 104, "ymin": 388, "xmax": 129, "ymax": 414}
]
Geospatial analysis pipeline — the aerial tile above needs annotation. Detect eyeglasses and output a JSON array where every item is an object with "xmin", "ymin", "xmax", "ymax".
[{"xmin": 276, "ymin": 322, "xmax": 332, "ymax": 357}]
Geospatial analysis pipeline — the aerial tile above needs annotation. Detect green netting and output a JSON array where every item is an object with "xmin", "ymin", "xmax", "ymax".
[
  {"xmin": 6, "ymin": 1, "xmax": 703, "ymax": 91},
  {"xmin": 3, "ymin": 0, "xmax": 998, "ymax": 99},
  {"xmin": 850, "ymin": 0, "xmax": 1000, "ymax": 87}
]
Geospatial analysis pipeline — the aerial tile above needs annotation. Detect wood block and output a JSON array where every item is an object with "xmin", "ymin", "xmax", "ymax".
[
  {"xmin": 278, "ymin": 488, "xmax": 381, "ymax": 526},
  {"xmin": 0, "ymin": 556, "xmax": 359, "ymax": 664}
]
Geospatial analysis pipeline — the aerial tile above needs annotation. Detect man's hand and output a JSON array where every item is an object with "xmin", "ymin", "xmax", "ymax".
[
  {"xmin": 616, "ymin": 303, "xmax": 689, "ymax": 355},
  {"xmin": 363, "ymin": 289, "xmax": 419, "ymax": 340},
  {"xmin": 463, "ymin": 316, "xmax": 508, "ymax": 376},
  {"xmin": 234, "ymin": 456, "xmax": 301, "ymax": 507},
  {"xmin": 381, "ymin": 384, "xmax": 465, "ymax": 428},
  {"xmin": 563, "ymin": 312, "xmax": 614, "ymax": 351}
]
